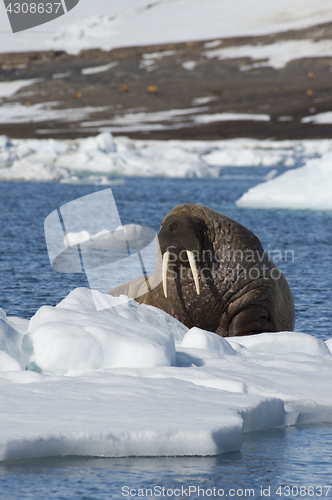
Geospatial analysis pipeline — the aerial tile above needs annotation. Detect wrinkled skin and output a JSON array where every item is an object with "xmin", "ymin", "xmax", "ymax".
[{"xmin": 107, "ymin": 204, "xmax": 295, "ymax": 337}]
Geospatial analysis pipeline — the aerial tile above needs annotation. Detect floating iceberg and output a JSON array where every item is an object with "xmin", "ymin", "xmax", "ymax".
[
  {"xmin": 1, "ymin": 287, "xmax": 332, "ymax": 461},
  {"xmin": 236, "ymin": 152, "xmax": 332, "ymax": 210}
]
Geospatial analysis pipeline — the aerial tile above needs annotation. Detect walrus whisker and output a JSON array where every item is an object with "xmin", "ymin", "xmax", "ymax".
[
  {"xmin": 162, "ymin": 250, "xmax": 170, "ymax": 298},
  {"xmin": 187, "ymin": 250, "xmax": 200, "ymax": 295}
]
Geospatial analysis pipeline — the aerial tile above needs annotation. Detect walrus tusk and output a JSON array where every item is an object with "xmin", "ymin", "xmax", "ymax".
[
  {"xmin": 187, "ymin": 250, "xmax": 200, "ymax": 295},
  {"xmin": 162, "ymin": 250, "xmax": 170, "ymax": 298},
  {"xmin": 162, "ymin": 250, "xmax": 200, "ymax": 298}
]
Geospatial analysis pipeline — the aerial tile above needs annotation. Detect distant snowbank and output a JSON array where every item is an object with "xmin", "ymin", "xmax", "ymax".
[
  {"xmin": 1, "ymin": 132, "xmax": 332, "ymax": 183},
  {"xmin": 1, "ymin": 287, "xmax": 332, "ymax": 461},
  {"xmin": 205, "ymin": 39, "xmax": 332, "ymax": 70},
  {"xmin": 236, "ymin": 152, "xmax": 332, "ymax": 210},
  {"xmin": 1, "ymin": 0, "xmax": 332, "ymax": 55},
  {"xmin": 302, "ymin": 111, "xmax": 332, "ymax": 124},
  {"xmin": 0, "ymin": 79, "xmax": 41, "ymax": 98},
  {"xmin": 78, "ymin": 108, "xmax": 271, "ymax": 133}
]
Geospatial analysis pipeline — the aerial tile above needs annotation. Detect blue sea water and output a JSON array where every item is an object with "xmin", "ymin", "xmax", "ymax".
[
  {"xmin": 0, "ymin": 424, "xmax": 332, "ymax": 500},
  {"xmin": 0, "ymin": 168, "xmax": 332, "ymax": 499}
]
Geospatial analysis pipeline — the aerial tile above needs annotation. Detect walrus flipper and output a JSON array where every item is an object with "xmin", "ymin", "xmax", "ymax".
[{"xmin": 107, "ymin": 276, "xmax": 148, "ymax": 299}]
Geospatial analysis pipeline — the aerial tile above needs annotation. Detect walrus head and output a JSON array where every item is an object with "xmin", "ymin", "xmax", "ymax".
[{"xmin": 158, "ymin": 211, "xmax": 208, "ymax": 298}]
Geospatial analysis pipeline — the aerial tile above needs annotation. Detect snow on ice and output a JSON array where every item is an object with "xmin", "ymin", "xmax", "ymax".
[
  {"xmin": 1, "ymin": 287, "xmax": 332, "ymax": 461},
  {"xmin": 1, "ymin": 132, "xmax": 332, "ymax": 186},
  {"xmin": 1, "ymin": 132, "xmax": 332, "ymax": 210}
]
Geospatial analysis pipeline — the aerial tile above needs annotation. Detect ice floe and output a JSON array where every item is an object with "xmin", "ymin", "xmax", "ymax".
[
  {"xmin": 236, "ymin": 151, "xmax": 332, "ymax": 210},
  {"xmin": 1, "ymin": 287, "xmax": 332, "ymax": 461},
  {"xmin": 2, "ymin": 132, "xmax": 332, "ymax": 184},
  {"xmin": 1, "ymin": 132, "xmax": 332, "ymax": 208},
  {"xmin": 25, "ymin": 291, "xmax": 177, "ymax": 375}
]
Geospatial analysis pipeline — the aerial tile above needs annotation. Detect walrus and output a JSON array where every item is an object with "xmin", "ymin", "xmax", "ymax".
[{"xmin": 107, "ymin": 204, "xmax": 295, "ymax": 337}]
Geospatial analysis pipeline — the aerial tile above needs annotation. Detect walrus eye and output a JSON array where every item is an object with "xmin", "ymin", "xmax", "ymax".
[{"xmin": 162, "ymin": 249, "xmax": 200, "ymax": 298}]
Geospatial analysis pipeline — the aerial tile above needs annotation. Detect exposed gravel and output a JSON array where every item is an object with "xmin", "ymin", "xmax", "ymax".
[{"xmin": 1, "ymin": 21, "xmax": 332, "ymax": 140}]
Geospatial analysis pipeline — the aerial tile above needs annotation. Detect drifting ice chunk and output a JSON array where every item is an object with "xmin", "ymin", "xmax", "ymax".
[{"xmin": 236, "ymin": 153, "xmax": 332, "ymax": 210}]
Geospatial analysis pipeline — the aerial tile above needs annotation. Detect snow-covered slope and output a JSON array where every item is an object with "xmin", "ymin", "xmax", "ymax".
[
  {"xmin": 1, "ymin": 0, "xmax": 332, "ymax": 54},
  {"xmin": 205, "ymin": 39, "xmax": 332, "ymax": 71},
  {"xmin": 1, "ymin": 287, "xmax": 332, "ymax": 461}
]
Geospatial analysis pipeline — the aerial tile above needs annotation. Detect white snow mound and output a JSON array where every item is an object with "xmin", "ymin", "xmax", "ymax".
[{"xmin": 24, "ymin": 288, "xmax": 178, "ymax": 374}]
